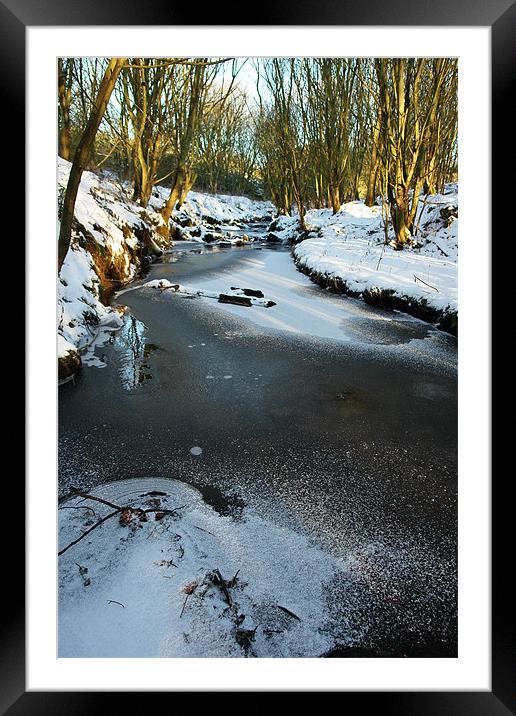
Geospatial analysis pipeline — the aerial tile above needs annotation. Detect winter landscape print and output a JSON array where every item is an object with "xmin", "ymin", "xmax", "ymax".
[{"xmin": 58, "ymin": 57, "xmax": 458, "ymax": 658}]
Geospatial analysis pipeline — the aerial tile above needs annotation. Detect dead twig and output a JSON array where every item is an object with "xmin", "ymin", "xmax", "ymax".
[
  {"xmin": 180, "ymin": 594, "xmax": 189, "ymax": 618},
  {"xmin": 75, "ymin": 491, "xmax": 123, "ymax": 511},
  {"xmin": 143, "ymin": 504, "xmax": 187, "ymax": 516},
  {"xmin": 107, "ymin": 600, "xmax": 125, "ymax": 608},
  {"xmin": 211, "ymin": 569, "xmax": 232, "ymax": 605},
  {"xmin": 376, "ymin": 238, "xmax": 387, "ymax": 271},
  {"xmin": 180, "ymin": 581, "xmax": 198, "ymax": 618},
  {"xmin": 426, "ymin": 239, "xmax": 449, "ymax": 257},
  {"xmin": 58, "ymin": 509, "xmax": 121, "ymax": 556},
  {"xmin": 59, "ymin": 493, "xmax": 187, "ymax": 556},
  {"xmin": 413, "ymin": 274, "xmax": 438, "ymax": 291},
  {"xmin": 277, "ymin": 605, "xmax": 301, "ymax": 621},
  {"xmin": 227, "ymin": 570, "xmax": 240, "ymax": 588},
  {"xmin": 59, "ymin": 505, "xmax": 96, "ymax": 516},
  {"xmin": 193, "ymin": 525, "xmax": 215, "ymax": 536}
]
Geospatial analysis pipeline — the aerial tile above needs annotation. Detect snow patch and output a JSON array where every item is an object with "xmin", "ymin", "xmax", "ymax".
[
  {"xmin": 149, "ymin": 185, "xmax": 274, "ymax": 226},
  {"xmin": 58, "ymin": 478, "xmax": 342, "ymax": 657},
  {"xmin": 292, "ymin": 188, "xmax": 458, "ymax": 320}
]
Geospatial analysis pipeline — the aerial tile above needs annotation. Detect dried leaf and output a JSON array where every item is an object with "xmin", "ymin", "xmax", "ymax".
[
  {"xmin": 183, "ymin": 581, "xmax": 198, "ymax": 595},
  {"xmin": 119, "ymin": 508, "xmax": 133, "ymax": 525}
]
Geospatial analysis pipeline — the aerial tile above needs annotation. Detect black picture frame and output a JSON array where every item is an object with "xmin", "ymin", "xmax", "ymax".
[{"xmin": 8, "ymin": 0, "xmax": 510, "ymax": 710}]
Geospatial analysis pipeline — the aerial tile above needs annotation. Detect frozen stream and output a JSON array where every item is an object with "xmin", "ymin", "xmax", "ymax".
[{"xmin": 59, "ymin": 231, "xmax": 458, "ymax": 658}]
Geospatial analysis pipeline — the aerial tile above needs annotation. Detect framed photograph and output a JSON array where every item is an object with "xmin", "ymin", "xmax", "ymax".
[{"xmin": 7, "ymin": 0, "xmax": 509, "ymax": 709}]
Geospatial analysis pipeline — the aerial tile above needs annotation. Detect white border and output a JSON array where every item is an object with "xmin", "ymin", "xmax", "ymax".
[{"xmin": 27, "ymin": 27, "xmax": 490, "ymax": 691}]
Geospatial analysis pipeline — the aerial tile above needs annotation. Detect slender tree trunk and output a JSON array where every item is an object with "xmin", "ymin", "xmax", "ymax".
[
  {"xmin": 423, "ymin": 147, "xmax": 438, "ymax": 195},
  {"xmin": 144, "ymin": 156, "xmax": 159, "ymax": 205},
  {"xmin": 161, "ymin": 63, "xmax": 206, "ymax": 238},
  {"xmin": 58, "ymin": 59, "xmax": 72, "ymax": 160},
  {"xmin": 132, "ymin": 145, "xmax": 149, "ymax": 205},
  {"xmin": 284, "ymin": 186, "xmax": 291, "ymax": 215},
  {"xmin": 58, "ymin": 58, "xmax": 126, "ymax": 272},
  {"xmin": 391, "ymin": 184, "xmax": 410, "ymax": 248},
  {"xmin": 330, "ymin": 184, "xmax": 341, "ymax": 214},
  {"xmin": 161, "ymin": 166, "xmax": 184, "ymax": 228},
  {"xmin": 135, "ymin": 152, "xmax": 157, "ymax": 208},
  {"xmin": 293, "ymin": 184, "xmax": 307, "ymax": 231},
  {"xmin": 365, "ymin": 109, "xmax": 381, "ymax": 207},
  {"xmin": 365, "ymin": 159, "xmax": 379, "ymax": 207},
  {"xmin": 177, "ymin": 168, "xmax": 197, "ymax": 209},
  {"xmin": 408, "ymin": 177, "xmax": 425, "ymax": 234}
]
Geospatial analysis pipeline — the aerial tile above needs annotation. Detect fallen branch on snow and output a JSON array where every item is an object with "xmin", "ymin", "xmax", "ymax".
[
  {"xmin": 58, "ymin": 492, "xmax": 187, "ymax": 556},
  {"xmin": 413, "ymin": 274, "xmax": 439, "ymax": 291},
  {"xmin": 58, "ymin": 504, "xmax": 96, "ymax": 516},
  {"xmin": 58, "ymin": 509, "xmax": 121, "ymax": 556},
  {"xmin": 277, "ymin": 605, "xmax": 301, "ymax": 621},
  {"xmin": 210, "ymin": 568, "xmax": 233, "ymax": 606}
]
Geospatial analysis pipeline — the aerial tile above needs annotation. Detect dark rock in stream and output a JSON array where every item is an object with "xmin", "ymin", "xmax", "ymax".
[
  {"xmin": 267, "ymin": 217, "xmax": 284, "ymax": 232},
  {"xmin": 218, "ymin": 293, "xmax": 252, "ymax": 307},
  {"xmin": 266, "ymin": 232, "xmax": 282, "ymax": 243},
  {"xmin": 230, "ymin": 287, "xmax": 264, "ymax": 298},
  {"xmin": 174, "ymin": 213, "xmax": 195, "ymax": 228}
]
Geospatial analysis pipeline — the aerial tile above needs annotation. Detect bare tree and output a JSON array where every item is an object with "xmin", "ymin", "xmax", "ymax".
[
  {"xmin": 160, "ymin": 58, "xmax": 233, "ymax": 236},
  {"xmin": 58, "ymin": 58, "xmax": 127, "ymax": 271},
  {"xmin": 58, "ymin": 58, "xmax": 74, "ymax": 160},
  {"xmin": 308, "ymin": 59, "xmax": 356, "ymax": 213},
  {"xmin": 197, "ymin": 89, "xmax": 258, "ymax": 195},
  {"xmin": 260, "ymin": 59, "xmax": 310, "ymax": 230},
  {"xmin": 374, "ymin": 58, "xmax": 457, "ymax": 248},
  {"xmin": 121, "ymin": 58, "xmax": 172, "ymax": 206}
]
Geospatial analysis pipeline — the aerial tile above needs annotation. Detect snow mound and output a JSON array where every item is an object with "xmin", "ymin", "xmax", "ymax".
[
  {"xmin": 58, "ymin": 478, "xmax": 341, "ymax": 657},
  {"xmin": 266, "ymin": 214, "xmax": 300, "ymax": 243},
  {"xmin": 292, "ymin": 187, "xmax": 458, "ymax": 323},
  {"xmin": 58, "ymin": 244, "xmax": 123, "ymax": 354},
  {"xmin": 149, "ymin": 184, "xmax": 274, "ymax": 226}
]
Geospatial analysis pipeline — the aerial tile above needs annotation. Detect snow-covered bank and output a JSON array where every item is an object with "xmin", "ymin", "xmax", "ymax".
[
  {"xmin": 149, "ymin": 186, "xmax": 274, "ymax": 244},
  {"xmin": 153, "ymin": 187, "xmax": 274, "ymax": 226},
  {"xmin": 277, "ymin": 187, "xmax": 458, "ymax": 333},
  {"xmin": 59, "ymin": 478, "xmax": 339, "ymax": 657},
  {"xmin": 57, "ymin": 159, "xmax": 168, "ymax": 379},
  {"xmin": 57, "ymin": 158, "xmax": 273, "ymax": 379}
]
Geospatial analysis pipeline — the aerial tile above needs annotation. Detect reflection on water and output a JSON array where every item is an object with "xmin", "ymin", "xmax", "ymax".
[
  {"xmin": 109, "ymin": 313, "xmax": 157, "ymax": 390},
  {"xmin": 159, "ymin": 247, "xmax": 206, "ymax": 263}
]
